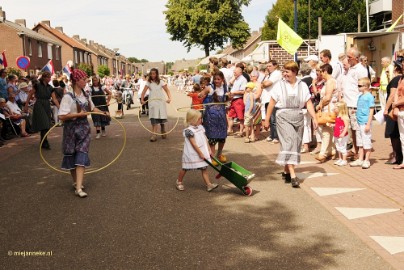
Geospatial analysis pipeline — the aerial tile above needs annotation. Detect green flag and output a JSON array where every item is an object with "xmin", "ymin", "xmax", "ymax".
[
  {"xmin": 276, "ymin": 18, "xmax": 304, "ymax": 55},
  {"xmin": 386, "ymin": 14, "xmax": 403, "ymax": 32}
]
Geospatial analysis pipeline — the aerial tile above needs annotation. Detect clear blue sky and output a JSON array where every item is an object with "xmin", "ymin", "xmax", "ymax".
[{"xmin": 1, "ymin": 0, "xmax": 276, "ymax": 62}]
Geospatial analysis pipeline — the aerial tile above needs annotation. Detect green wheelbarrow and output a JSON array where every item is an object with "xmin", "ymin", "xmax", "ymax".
[{"xmin": 205, "ymin": 156, "xmax": 255, "ymax": 196}]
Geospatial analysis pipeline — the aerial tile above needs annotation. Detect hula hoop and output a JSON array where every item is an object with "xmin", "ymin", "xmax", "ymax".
[
  {"xmin": 137, "ymin": 98, "xmax": 180, "ymax": 136},
  {"xmin": 176, "ymin": 102, "xmax": 229, "ymax": 112},
  {"xmin": 39, "ymin": 112, "xmax": 126, "ymax": 175},
  {"xmin": 95, "ymin": 100, "xmax": 117, "ymax": 108}
]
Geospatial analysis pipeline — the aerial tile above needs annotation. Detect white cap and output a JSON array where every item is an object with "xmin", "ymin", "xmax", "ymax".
[{"xmin": 304, "ymin": 55, "xmax": 319, "ymax": 62}]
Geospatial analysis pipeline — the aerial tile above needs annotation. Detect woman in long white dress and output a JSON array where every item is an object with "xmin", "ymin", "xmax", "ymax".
[{"xmin": 141, "ymin": 68, "xmax": 172, "ymax": 142}]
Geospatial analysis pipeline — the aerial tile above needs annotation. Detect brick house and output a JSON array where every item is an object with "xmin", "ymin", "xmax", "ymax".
[
  {"xmin": 222, "ymin": 30, "xmax": 262, "ymax": 61},
  {"xmin": 33, "ymin": 21, "xmax": 93, "ymax": 70},
  {"xmin": 0, "ymin": 8, "xmax": 62, "ymax": 75},
  {"xmin": 72, "ymin": 36, "xmax": 110, "ymax": 76}
]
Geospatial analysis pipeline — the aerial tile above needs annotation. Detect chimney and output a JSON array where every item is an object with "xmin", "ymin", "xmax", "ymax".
[
  {"xmin": 55, "ymin": 26, "xmax": 63, "ymax": 33},
  {"xmin": 0, "ymin": 6, "xmax": 6, "ymax": 22},
  {"xmin": 41, "ymin": 20, "xmax": 51, "ymax": 27},
  {"xmin": 15, "ymin": 19, "xmax": 26, "ymax": 27},
  {"xmin": 89, "ymin": 40, "xmax": 94, "ymax": 46},
  {"xmin": 72, "ymin": 35, "xmax": 80, "ymax": 40},
  {"xmin": 81, "ymin": 38, "xmax": 87, "ymax": 44}
]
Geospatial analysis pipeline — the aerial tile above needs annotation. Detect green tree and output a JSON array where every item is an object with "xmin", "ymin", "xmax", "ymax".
[
  {"xmin": 97, "ymin": 65, "xmax": 110, "ymax": 78},
  {"xmin": 77, "ymin": 63, "xmax": 93, "ymax": 76},
  {"xmin": 262, "ymin": 0, "xmax": 369, "ymax": 40},
  {"xmin": 165, "ymin": 0, "xmax": 251, "ymax": 57},
  {"xmin": 128, "ymin": 57, "xmax": 149, "ymax": 63},
  {"xmin": 6, "ymin": 67, "xmax": 22, "ymax": 78}
]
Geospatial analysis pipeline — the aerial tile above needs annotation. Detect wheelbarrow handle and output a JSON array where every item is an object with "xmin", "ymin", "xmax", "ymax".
[{"xmin": 204, "ymin": 156, "xmax": 222, "ymax": 173}]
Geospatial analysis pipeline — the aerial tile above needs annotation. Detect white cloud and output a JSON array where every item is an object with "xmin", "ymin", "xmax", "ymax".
[{"xmin": 1, "ymin": 0, "xmax": 275, "ymax": 62}]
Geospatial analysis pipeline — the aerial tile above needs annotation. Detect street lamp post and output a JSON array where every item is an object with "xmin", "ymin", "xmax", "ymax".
[
  {"xmin": 113, "ymin": 48, "xmax": 119, "ymax": 77},
  {"xmin": 294, "ymin": 0, "xmax": 298, "ymax": 62}
]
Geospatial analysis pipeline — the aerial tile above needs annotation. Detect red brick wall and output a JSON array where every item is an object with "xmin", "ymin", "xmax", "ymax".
[
  {"xmin": 268, "ymin": 41, "xmax": 318, "ymax": 66},
  {"xmin": 392, "ymin": 0, "xmax": 403, "ymax": 24},
  {"xmin": 0, "ymin": 24, "xmax": 24, "ymax": 70}
]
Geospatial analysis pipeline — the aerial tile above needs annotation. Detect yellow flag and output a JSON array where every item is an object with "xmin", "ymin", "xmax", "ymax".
[
  {"xmin": 276, "ymin": 18, "xmax": 304, "ymax": 55},
  {"xmin": 386, "ymin": 14, "xmax": 403, "ymax": 32}
]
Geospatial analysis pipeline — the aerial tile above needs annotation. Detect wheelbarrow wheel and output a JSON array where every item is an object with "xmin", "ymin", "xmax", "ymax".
[{"xmin": 243, "ymin": 186, "xmax": 253, "ymax": 196}]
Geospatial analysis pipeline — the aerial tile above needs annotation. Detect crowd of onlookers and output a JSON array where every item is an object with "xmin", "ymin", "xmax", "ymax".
[
  {"xmin": 0, "ymin": 69, "xmax": 142, "ymax": 148},
  {"xmin": 182, "ymin": 48, "xmax": 404, "ymax": 171}
]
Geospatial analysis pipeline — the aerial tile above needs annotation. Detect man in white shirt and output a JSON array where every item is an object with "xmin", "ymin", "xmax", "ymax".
[
  {"xmin": 219, "ymin": 58, "xmax": 234, "ymax": 86},
  {"xmin": 261, "ymin": 60, "xmax": 282, "ymax": 142},
  {"xmin": 320, "ymin": 49, "xmax": 343, "ymax": 81},
  {"xmin": 227, "ymin": 67, "xmax": 247, "ymax": 135},
  {"xmin": 343, "ymin": 47, "xmax": 369, "ymax": 158},
  {"xmin": 5, "ymin": 93, "xmax": 29, "ymax": 136}
]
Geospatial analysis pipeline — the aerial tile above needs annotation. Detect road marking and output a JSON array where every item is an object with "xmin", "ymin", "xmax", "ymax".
[
  {"xmin": 370, "ymin": 236, "xmax": 404, "ymax": 255},
  {"xmin": 296, "ymin": 172, "xmax": 339, "ymax": 180},
  {"xmin": 335, "ymin": 207, "xmax": 400, "ymax": 220},
  {"xmin": 311, "ymin": 187, "xmax": 365, "ymax": 197}
]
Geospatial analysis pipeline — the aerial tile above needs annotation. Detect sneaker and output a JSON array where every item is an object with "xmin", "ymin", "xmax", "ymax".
[
  {"xmin": 334, "ymin": 159, "xmax": 342, "ymax": 165},
  {"xmin": 362, "ymin": 160, "xmax": 371, "ymax": 169},
  {"xmin": 291, "ymin": 177, "xmax": 301, "ymax": 188},
  {"xmin": 350, "ymin": 159, "xmax": 363, "ymax": 167},
  {"xmin": 338, "ymin": 160, "xmax": 348, "ymax": 166},
  {"xmin": 207, "ymin": 183, "xmax": 219, "ymax": 192},
  {"xmin": 266, "ymin": 137, "xmax": 273, "ymax": 142},
  {"xmin": 218, "ymin": 155, "xmax": 227, "ymax": 163},
  {"xmin": 96, "ymin": 133, "xmax": 101, "ymax": 139},
  {"xmin": 176, "ymin": 180, "xmax": 184, "ymax": 191},
  {"xmin": 101, "ymin": 130, "xmax": 106, "ymax": 137},
  {"xmin": 271, "ymin": 139, "xmax": 279, "ymax": 144},
  {"xmin": 75, "ymin": 189, "xmax": 87, "ymax": 198}
]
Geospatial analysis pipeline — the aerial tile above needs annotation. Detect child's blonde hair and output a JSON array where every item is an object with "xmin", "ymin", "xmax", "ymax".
[
  {"xmin": 185, "ymin": 109, "xmax": 201, "ymax": 126},
  {"xmin": 336, "ymin": 101, "xmax": 349, "ymax": 120},
  {"xmin": 358, "ymin": 77, "xmax": 371, "ymax": 88}
]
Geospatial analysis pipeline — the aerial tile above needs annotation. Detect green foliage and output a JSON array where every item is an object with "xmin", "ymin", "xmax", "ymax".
[
  {"xmin": 165, "ymin": 62, "xmax": 174, "ymax": 72},
  {"xmin": 6, "ymin": 67, "xmax": 22, "ymax": 78},
  {"xmin": 77, "ymin": 63, "xmax": 93, "ymax": 76},
  {"xmin": 164, "ymin": 0, "xmax": 252, "ymax": 57},
  {"xmin": 97, "ymin": 65, "xmax": 110, "ymax": 78},
  {"xmin": 128, "ymin": 57, "xmax": 149, "ymax": 63},
  {"xmin": 262, "ymin": 0, "xmax": 369, "ymax": 40}
]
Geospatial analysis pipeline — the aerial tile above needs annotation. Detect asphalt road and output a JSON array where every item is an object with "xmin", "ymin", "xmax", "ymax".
[{"xmin": 0, "ymin": 88, "xmax": 392, "ymax": 269}]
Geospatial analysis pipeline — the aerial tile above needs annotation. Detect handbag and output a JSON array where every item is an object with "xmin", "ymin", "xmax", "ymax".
[
  {"xmin": 316, "ymin": 104, "xmax": 336, "ymax": 125},
  {"xmin": 388, "ymin": 107, "xmax": 399, "ymax": 121}
]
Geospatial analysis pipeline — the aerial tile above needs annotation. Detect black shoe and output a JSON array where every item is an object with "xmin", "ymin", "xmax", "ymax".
[
  {"xmin": 282, "ymin": 172, "xmax": 291, "ymax": 183},
  {"xmin": 291, "ymin": 177, "xmax": 301, "ymax": 188},
  {"xmin": 41, "ymin": 142, "xmax": 51, "ymax": 150}
]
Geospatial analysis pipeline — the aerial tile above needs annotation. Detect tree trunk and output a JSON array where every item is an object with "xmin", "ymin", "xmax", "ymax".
[{"xmin": 204, "ymin": 45, "xmax": 210, "ymax": 57}]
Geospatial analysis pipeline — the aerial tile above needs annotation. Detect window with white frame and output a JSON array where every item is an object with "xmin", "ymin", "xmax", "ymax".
[
  {"xmin": 38, "ymin": 42, "xmax": 42, "ymax": 58},
  {"xmin": 47, "ymin": 43, "xmax": 53, "ymax": 59}
]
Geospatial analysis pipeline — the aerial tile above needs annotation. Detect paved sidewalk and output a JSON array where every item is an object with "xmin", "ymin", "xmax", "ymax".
[{"xmin": 252, "ymin": 121, "xmax": 404, "ymax": 270}]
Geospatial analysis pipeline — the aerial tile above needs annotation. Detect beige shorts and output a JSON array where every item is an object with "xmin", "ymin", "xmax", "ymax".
[
  {"xmin": 244, "ymin": 113, "xmax": 254, "ymax": 126},
  {"xmin": 348, "ymin": 108, "xmax": 359, "ymax": 131}
]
